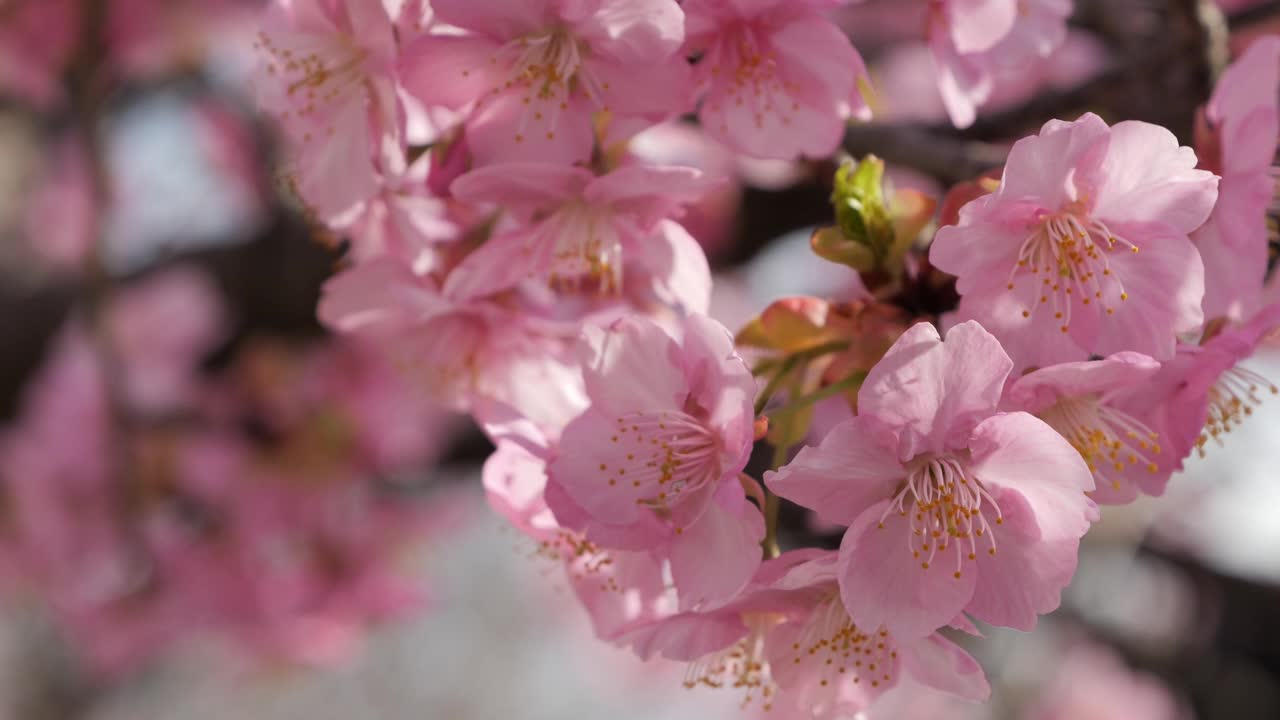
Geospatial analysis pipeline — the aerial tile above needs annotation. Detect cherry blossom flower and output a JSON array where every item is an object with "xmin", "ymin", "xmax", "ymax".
[
  {"xmin": 398, "ymin": 0, "xmax": 691, "ymax": 167},
  {"xmin": 105, "ymin": 267, "xmax": 228, "ymax": 415},
  {"xmin": 331, "ymin": 151, "xmax": 460, "ymax": 266},
  {"xmin": 253, "ymin": 0, "xmax": 403, "ymax": 219},
  {"xmin": 927, "ymin": 0, "xmax": 1072, "ymax": 128},
  {"xmin": 1136, "ymin": 304, "xmax": 1280, "ymax": 468},
  {"xmin": 1193, "ymin": 36, "xmax": 1280, "ymax": 323},
  {"xmin": 767, "ymin": 321, "xmax": 1096, "ymax": 640},
  {"xmin": 443, "ymin": 162, "xmax": 714, "ymax": 311},
  {"xmin": 683, "ymin": 0, "xmax": 870, "ymax": 160},
  {"xmin": 318, "ymin": 254, "xmax": 593, "ymax": 426},
  {"xmin": 547, "ymin": 314, "xmax": 763, "ymax": 609},
  {"xmin": 619, "ymin": 550, "xmax": 989, "ymax": 717},
  {"xmin": 932, "ymin": 113, "xmax": 1219, "ymax": 371},
  {"xmin": 1003, "ymin": 352, "xmax": 1170, "ymax": 504}
]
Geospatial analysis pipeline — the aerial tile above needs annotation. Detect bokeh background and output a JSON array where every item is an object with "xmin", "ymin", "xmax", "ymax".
[{"xmin": 1, "ymin": 0, "xmax": 1279, "ymax": 718}]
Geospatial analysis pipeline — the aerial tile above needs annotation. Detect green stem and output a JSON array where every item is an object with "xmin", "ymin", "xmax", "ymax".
[
  {"xmin": 750, "ymin": 340, "xmax": 850, "ymax": 377},
  {"xmin": 766, "ymin": 371, "xmax": 867, "ymax": 422},
  {"xmin": 753, "ymin": 355, "xmax": 800, "ymax": 417}
]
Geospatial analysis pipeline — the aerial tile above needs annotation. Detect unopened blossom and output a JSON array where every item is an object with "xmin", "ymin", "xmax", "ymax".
[
  {"xmin": 444, "ymin": 162, "xmax": 714, "ymax": 311},
  {"xmin": 683, "ymin": 0, "xmax": 871, "ymax": 160},
  {"xmin": 619, "ymin": 550, "xmax": 989, "ymax": 718},
  {"xmin": 398, "ymin": 0, "xmax": 691, "ymax": 166},
  {"xmin": 1193, "ymin": 36, "xmax": 1280, "ymax": 323},
  {"xmin": 927, "ymin": 0, "xmax": 1072, "ymax": 128},
  {"xmin": 767, "ymin": 321, "xmax": 1096, "ymax": 640},
  {"xmin": 547, "ymin": 314, "xmax": 763, "ymax": 609},
  {"xmin": 932, "ymin": 113, "xmax": 1219, "ymax": 371},
  {"xmin": 1004, "ymin": 352, "xmax": 1170, "ymax": 504},
  {"xmin": 253, "ymin": 0, "xmax": 403, "ymax": 219}
]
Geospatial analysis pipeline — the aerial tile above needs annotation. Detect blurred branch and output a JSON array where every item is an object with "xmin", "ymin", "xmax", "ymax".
[{"xmin": 842, "ymin": 123, "xmax": 1008, "ymax": 187}]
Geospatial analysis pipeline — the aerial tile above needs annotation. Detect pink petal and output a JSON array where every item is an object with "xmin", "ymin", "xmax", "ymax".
[
  {"xmin": 450, "ymin": 162, "xmax": 591, "ymax": 215},
  {"xmin": 998, "ymin": 113, "xmax": 1110, "ymax": 210},
  {"xmin": 668, "ymin": 480, "xmax": 765, "ymax": 610},
  {"xmin": 967, "ymin": 412, "xmax": 1097, "ymax": 542},
  {"xmin": 858, "ymin": 321, "xmax": 1012, "ymax": 460},
  {"xmin": 570, "ymin": 548, "xmax": 673, "ymax": 642},
  {"xmin": 839, "ymin": 500, "xmax": 978, "ymax": 641},
  {"xmin": 962, "ymin": 487, "xmax": 1081, "ymax": 631},
  {"xmin": 397, "ymin": 34, "xmax": 503, "ymax": 110},
  {"xmin": 946, "ymin": 0, "xmax": 1019, "ymax": 54},
  {"xmin": 589, "ymin": 54, "xmax": 694, "ymax": 119},
  {"xmin": 677, "ymin": 313, "xmax": 756, "ymax": 457},
  {"xmin": 570, "ymin": 0, "xmax": 686, "ymax": 64},
  {"xmin": 1091, "ymin": 120, "xmax": 1219, "ymax": 233},
  {"xmin": 1091, "ymin": 221, "xmax": 1205, "ymax": 360},
  {"xmin": 579, "ymin": 317, "xmax": 687, "ymax": 419},
  {"xmin": 1208, "ymin": 35, "xmax": 1280, "ymax": 139},
  {"xmin": 466, "ymin": 89, "xmax": 597, "ymax": 166},
  {"xmin": 549, "ymin": 407, "xmax": 663, "ymax": 526},
  {"xmin": 317, "ymin": 259, "xmax": 445, "ymax": 334},
  {"xmin": 442, "ymin": 224, "xmax": 548, "ymax": 301},
  {"xmin": 1005, "ymin": 352, "xmax": 1161, "ymax": 415},
  {"xmin": 765, "ymin": 416, "xmax": 905, "ymax": 527},
  {"xmin": 584, "ymin": 164, "xmax": 713, "ymax": 226},
  {"xmin": 899, "ymin": 633, "xmax": 991, "ymax": 701},
  {"xmin": 627, "ymin": 219, "xmax": 712, "ymax": 316},
  {"xmin": 430, "ymin": 0, "xmax": 554, "ymax": 40},
  {"xmin": 616, "ymin": 610, "xmax": 749, "ymax": 662}
]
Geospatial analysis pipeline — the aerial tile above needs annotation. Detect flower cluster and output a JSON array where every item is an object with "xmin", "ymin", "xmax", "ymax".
[{"xmin": 246, "ymin": 0, "xmax": 1280, "ymax": 716}]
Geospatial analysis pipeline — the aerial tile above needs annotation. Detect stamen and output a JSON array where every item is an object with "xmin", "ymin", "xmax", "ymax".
[
  {"xmin": 790, "ymin": 594, "xmax": 897, "ymax": 693},
  {"xmin": 1038, "ymin": 393, "xmax": 1161, "ymax": 494},
  {"xmin": 1197, "ymin": 366, "xmax": 1278, "ymax": 456},
  {"xmin": 605, "ymin": 411, "xmax": 721, "ymax": 511},
  {"xmin": 878, "ymin": 456, "xmax": 1000, "ymax": 572},
  {"xmin": 1008, "ymin": 209, "xmax": 1136, "ymax": 327},
  {"xmin": 685, "ymin": 616, "xmax": 777, "ymax": 711}
]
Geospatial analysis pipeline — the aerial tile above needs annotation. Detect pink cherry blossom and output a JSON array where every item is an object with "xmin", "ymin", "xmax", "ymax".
[
  {"xmin": 318, "ymin": 256, "xmax": 589, "ymax": 418},
  {"xmin": 398, "ymin": 0, "xmax": 692, "ymax": 167},
  {"xmin": 927, "ymin": 0, "xmax": 1072, "ymax": 128},
  {"xmin": 331, "ymin": 151, "xmax": 460, "ymax": 265},
  {"xmin": 106, "ymin": 267, "xmax": 228, "ymax": 415},
  {"xmin": 1003, "ymin": 352, "xmax": 1171, "ymax": 504},
  {"xmin": 1193, "ymin": 35, "xmax": 1280, "ymax": 323},
  {"xmin": 444, "ymin": 162, "xmax": 714, "ymax": 312},
  {"xmin": 547, "ymin": 314, "xmax": 763, "ymax": 609},
  {"xmin": 253, "ymin": 0, "xmax": 403, "ymax": 219},
  {"xmin": 767, "ymin": 321, "xmax": 1097, "ymax": 640},
  {"xmin": 683, "ymin": 0, "xmax": 871, "ymax": 160},
  {"xmin": 932, "ymin": 113, "xmax": 1219, "ymax": 370},
  {"xmin": 1135, "ymin": 304, "xmax": 1280, "ymax": 468},
  {"xmin": 619, "ymin": 550, "xmax": 989, "ymax": 717}
]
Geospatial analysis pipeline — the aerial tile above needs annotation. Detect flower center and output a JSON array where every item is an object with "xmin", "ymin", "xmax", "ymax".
[
  {"xmin": 476, "ymin": 27, "xmax": 607, "ymax": 143},
  {"xmin": 607, "ymin": 410, "xmax": 721, "ymax": 511},
  {"xmin": 255, "ymin": 31, "xmax": 371, "ymax": 143},
  {"xmin": 881, "ymin": 456, "xmax": 1002, "ymax": 578},
  {"xmin": 704, "ymin": 24, "xmax": 802, "ymax": 131},
  {"xmin": 535, "ymin": 202, "xmax": 624, "ymax": 294},
  {"xmin": 1037, "ymin": 393, "xmax": 1161, "ymax": 493},
  {"xmin": 684, "ymin": 615, "xmax": 777, "ymax": 710},
  {"xmin": 1008, "ymin": 209, "xmax": 1137, "ymax": 332},
  {"xmin": 1197, "ymin": 366, "xmax": 1278, "ymax": 457},
  {"xmin": 790, "ymin": 593, "xmax": 898, "ymax": 693}
]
